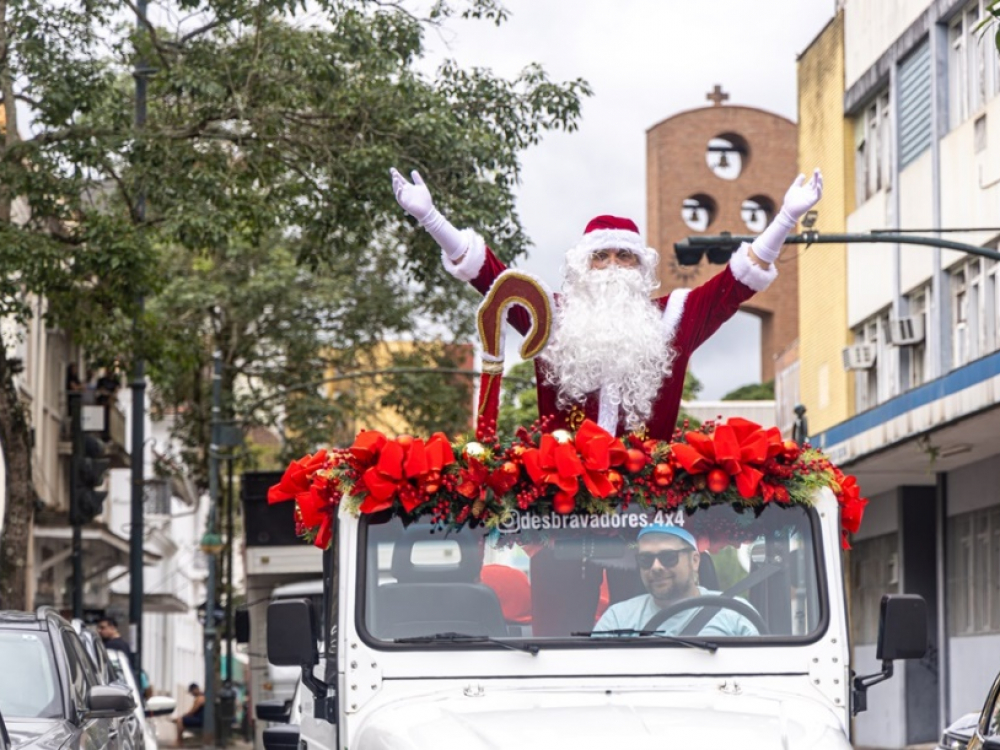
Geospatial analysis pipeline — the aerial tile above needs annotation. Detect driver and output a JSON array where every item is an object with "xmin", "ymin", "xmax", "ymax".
[{"xmin": 592, "ymin": 525, "xmax": 759, "ymax": 637}]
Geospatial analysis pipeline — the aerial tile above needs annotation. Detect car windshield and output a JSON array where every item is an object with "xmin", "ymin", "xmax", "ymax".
[
  {"xmin": 0, "ymin": 631, "xmax": 62, "ymax": 718},
  {"xmin": 360, "ymin": 503, "xmax": 825, "ymax": 646}
]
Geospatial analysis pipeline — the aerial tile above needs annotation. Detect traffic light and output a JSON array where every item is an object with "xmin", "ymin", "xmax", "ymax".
[{"xmin": 71, "ymin": 434, "xmax": 110, "ymax": 525}]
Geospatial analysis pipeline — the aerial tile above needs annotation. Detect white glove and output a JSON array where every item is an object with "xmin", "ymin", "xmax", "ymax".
[
  {"xmin": 390, "ymin": 167, "xmax": 469, "ymax": 261},
  {"xmin": 751, "ymin": 168, "xmax": 824, "ymax": 265}
]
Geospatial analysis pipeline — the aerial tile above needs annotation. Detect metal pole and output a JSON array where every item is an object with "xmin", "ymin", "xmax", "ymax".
[
  {"xmin": 225, "ymin": 458, "xmax": 234, "ymax": 685},
  {"xmin": 129, "ymin": 0, "xmax": 149, "ymax": 677},
  {"xmin": 678, "ymin": 231, "xmax": 1000, "ymax": 261},
  {"xmin": 203, "ymin": 351, "xmax": 222, "ymax": 750},
  {"xmin": 69, "ymin": 392, "xmax": 83, "ymax": 620}
]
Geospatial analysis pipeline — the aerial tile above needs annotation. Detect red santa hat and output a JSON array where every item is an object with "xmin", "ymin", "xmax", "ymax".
[{"xmin": 564, "ymin": 215, "xmax": 660, "ymax": 283}]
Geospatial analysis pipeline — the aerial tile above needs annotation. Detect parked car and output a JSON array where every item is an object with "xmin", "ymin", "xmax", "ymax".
[
  {"xmin": 968, "ymin": 668, "xmax": 1000, "ymax": 750},
  {"xmin": 70, "ymin": 620, "xmax": 142, "ymax": 750},
  {"xmin": 938, "ymin": 712, "xmax": 979, "ymax": 750},
  {"xmin": 103, "ymin": 648, "xmax": 176, "ymax": 750},
  {"xmin": 0, "ymin": 608, "xmax": 135, "ymax": 750}
]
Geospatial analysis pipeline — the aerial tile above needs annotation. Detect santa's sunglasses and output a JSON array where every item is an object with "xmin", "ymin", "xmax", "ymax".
[{"xmin": 636, "ymin": 549, "xmax": 693, "ymax": 570}]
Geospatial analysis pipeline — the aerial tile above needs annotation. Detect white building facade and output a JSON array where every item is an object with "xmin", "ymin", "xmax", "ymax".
[{"xmin": 813, "ymin": 1, "xmax": 1000, "ymax": 746}]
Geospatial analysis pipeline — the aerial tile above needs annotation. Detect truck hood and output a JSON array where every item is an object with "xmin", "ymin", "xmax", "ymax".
[{"xmin": 354, "ymin": 685, "xmax": 851, "ymax": 750}]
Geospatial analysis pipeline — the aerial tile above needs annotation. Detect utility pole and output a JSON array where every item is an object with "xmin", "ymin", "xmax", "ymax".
[
  {"xmin": 129, "ymin": 0, "xmax": 150, "ymax": 677},
  {"xmin": 203, "ymin": 350, "xmax": 223, "ymax": 750},
  {"xmin": 69, "ymin": 392, "xmax": 83, "ymax": 620}
]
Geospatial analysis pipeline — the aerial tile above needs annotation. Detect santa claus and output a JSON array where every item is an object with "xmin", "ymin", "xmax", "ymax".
[{"xmin": 390, "ymin": 167, "xmax": 822, "ymax": 440}]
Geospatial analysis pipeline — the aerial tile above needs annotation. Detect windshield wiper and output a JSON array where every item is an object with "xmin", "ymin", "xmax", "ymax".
[
  {"xmin": 395, "ymin": 632, "xmax": 540, "ymax": 655},
  {"xmin": 571, "ymin": 629, "xmax": 718, "ymax": 653}
]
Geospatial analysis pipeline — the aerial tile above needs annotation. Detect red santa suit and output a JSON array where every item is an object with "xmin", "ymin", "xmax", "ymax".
[{"xmin": 443, "ymin": 217, "xmax": 778, "ymax": 440}]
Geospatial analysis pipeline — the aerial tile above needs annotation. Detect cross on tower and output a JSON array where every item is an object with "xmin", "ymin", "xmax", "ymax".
[{"xmin": 706, "ymin": 85, "xmax": 729, "ymax": 107}]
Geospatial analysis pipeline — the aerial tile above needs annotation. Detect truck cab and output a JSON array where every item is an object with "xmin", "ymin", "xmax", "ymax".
[{"xmin": 268, "ymin": 488, "xmax": 926, "ymax": 750}]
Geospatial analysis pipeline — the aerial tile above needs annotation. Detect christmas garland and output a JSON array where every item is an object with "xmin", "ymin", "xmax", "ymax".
[{"xmin": 267, "ymin": 416, "xmax": 868, "ymax": 551}]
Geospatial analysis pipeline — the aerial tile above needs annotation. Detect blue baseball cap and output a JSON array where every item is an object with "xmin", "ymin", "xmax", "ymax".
[{"xmin": 636, "ymin": 524, "xmax": 697, "ymax": 550}]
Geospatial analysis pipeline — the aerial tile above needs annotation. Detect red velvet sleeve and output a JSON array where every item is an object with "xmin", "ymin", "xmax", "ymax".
[{"xmin": 673, "ymin": 265, "xmax": 757, "ymax": 353}]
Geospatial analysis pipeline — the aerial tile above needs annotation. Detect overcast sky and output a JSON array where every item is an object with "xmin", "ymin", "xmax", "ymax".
[{"xmin": 419, "ymin": 0, "xmax": 837, "ymax": 399}]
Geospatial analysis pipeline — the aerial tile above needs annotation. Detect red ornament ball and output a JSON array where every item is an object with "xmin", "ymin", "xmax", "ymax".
[
  {"xmin": 552, "ymin": 490, "xmax": 576, "ymax": 514},
  {"xmin": 707, "ymin": 468, "xmax": 731, "ymax": 493},
  {"xmin": 625, "ymin": 449, "xmax": 648, "ymax": 474},
  {"xmin": 653, "ymin": 463, "xmax": 674, "ymax": 487}
]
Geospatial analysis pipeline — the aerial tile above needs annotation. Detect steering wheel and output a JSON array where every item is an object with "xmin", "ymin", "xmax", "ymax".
[{"xmin": 642, "ymin": 594, "xmax": 768, "ymax": 636}]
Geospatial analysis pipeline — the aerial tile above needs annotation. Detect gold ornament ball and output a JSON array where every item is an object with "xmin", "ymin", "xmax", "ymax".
[
  {"xmin": 464, "ymin": 441, "xmax": 486, "ymax": 458},
  {"xmin": 551, "ymin": 429, "xmax": 573, "ymax": 444}
]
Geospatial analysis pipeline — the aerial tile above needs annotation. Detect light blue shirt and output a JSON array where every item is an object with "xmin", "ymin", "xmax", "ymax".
[{"xmin": 593, "ymin": 587, "xmax": 759, "ymax": 637}]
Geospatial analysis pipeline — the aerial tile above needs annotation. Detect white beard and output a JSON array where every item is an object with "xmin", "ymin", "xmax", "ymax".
[{"xmin": 541, "ymin": 265, "xmax": 675, "ymax": 430}]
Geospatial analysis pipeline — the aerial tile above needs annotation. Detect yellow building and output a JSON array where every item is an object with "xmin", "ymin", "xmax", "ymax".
[
  {"xmin": 324, "ymin": 340, "xmax": 475, "ymax": 440},
  {"xmin": 795, "ymin": 12, "xmax": 854, "ymax": 436}
]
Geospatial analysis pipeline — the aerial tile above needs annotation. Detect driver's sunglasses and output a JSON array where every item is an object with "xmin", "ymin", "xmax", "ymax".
[{"xmin": 637, "ymin": 549, "xmax": 692, "ymax": 570}]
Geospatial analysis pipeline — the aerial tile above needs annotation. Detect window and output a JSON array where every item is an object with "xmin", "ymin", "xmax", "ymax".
[
  {"xmin": 950, "ymin": 257, "xmax": 993, "ymax": 368},
  {"xmin": 62, "ymin": 630, "xmax": 97, "ymax": 710},
  {"xmin": 906, "ymin": 289, "xmax": 929, "ymax": 389},
  {"xmin": 949, "ymin": 0, "xmax": 1000, "ymax": 127},
  {"xmin": 899, "ymin": 41, "xmax": 933, "ymax": 169},
  {"xmin": 948, "ymin": 506, "xmax": 1000, "ymax": 635},
  {"xmin": 361, "ymin": 504, "xmax": 825, "ymax": 644},
  {"xmin": 853, "ymin": 313, "xmax": 891, "ymax": 412},
  {"xmin": 855, "ymin": 91, "xmax": 892, "ymax": 205},
  {"xmin": 850, "ymin": 533, "xmax": 900, "ymax": 644}
]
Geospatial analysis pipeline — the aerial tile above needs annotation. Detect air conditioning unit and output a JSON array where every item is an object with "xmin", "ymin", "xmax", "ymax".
[
  {"xmin": 887, "ymin": 315, "xmax": 925, "ymax": 346},
  {"xmin": 842, "ymin": 343, "xmax": 877, "ymax": 370}
]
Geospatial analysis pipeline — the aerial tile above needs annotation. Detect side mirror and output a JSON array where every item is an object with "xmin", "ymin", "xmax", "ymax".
[
  {"xmin": 256, "ymin": 699, "xmax": 292, "ymax": 724},
  {"xmin": 267, "ymin": 599, "xmax": 319, "ymax": 668},
  {"xmin": 263, "ymin": 723, "xmax": 301, "ymax": 750},
  {"xmin": 85, "ymin": 685, "xmax": 136, "ymax": 719},
  {"xmin": 235, "ymin": 606, "xmax": 250, "ymax": 644},
  {"xmin": 876, "ymin": 594, "xmax": 928, "ymax": 661},
  {"xmin": 144, "ymin": 696, "xmax": 176, "ymax": 717},
  {"xmin": 853, "ymin": 594, "xmax": 929, "ymax": 715}
]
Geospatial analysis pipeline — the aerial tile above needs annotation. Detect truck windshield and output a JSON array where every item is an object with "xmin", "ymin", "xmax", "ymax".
[{"xmin": 360, "ymin": 503, "xmax": 825, "ymax": 645}]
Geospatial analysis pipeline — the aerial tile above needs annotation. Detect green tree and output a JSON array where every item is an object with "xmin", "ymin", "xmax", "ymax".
[
  {"xmin": 0, "ymin": 0, "xmax": 163, "ymax": 608},
  {"xmin": 682, "ymin": 370, "xmax": 703, "ymax": 401},
  {"xmin": 722, "ymin": 380, "xmax": 775, "ymax": 401},
  {"xmin": 0, "ymin": 0, "xmax": 590, "ymax": 605}
]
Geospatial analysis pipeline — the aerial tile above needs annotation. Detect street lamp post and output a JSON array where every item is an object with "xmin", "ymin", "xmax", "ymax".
[
  {"xmin": 129, "ymin": 0, "xmax": 150, "ymax": 679},
  {"xmin": 202, "ymin": 351, "xmax": 223, "ymax": 750}
]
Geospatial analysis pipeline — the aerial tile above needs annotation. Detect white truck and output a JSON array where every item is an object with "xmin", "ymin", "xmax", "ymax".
[{"xmin": 265, "ymin": 488, "xmax": 926, "ymax": 750}]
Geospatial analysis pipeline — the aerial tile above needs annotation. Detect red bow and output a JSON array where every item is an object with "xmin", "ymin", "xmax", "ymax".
[
  {"xmin": 268, "ymin": 449, "xmax": 329, "ymax": 505},
  {"xmin": 521, "ymin": 420, "xmax": 626, "ymax": 500},
  {"xmin": 673, "ymin": 418, "xmax": 769, "ymax": 498},
  {"xmin": 350, "ymin": 430, "xmax": 387, "ymax": 466},
  {"xmin": 573, "ymin": 419, "xmax": 628, "ymax": 497},
  {"xmin": 835, "ymin": 472, "xmax": 868, "ymax": 549},
  {"xmin": 359, "ymin": 433, "xmax": 455, "ymax": 514}
]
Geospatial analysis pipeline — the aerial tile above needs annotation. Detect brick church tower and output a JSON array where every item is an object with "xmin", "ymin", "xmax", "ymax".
[{"xmin": 646, "ymin": 86, "xmax": 798, "ymax": 382}]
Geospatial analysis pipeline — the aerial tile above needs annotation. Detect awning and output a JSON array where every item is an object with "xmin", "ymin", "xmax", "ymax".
[
  {"xmin": 813, "ymin": 349, "xmax": 1000, "ymax": 497},
  {"xmin": 34, "ymin": 525, "xmax": 161, "ymax": 569}
]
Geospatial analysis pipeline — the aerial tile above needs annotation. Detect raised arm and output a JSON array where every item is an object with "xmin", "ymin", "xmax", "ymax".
[
  {"xmin": 390, "ymin": 167, "xmax": 470, "ymax": 263},
  {"xmin": 390, "ymin": 167, "xmax": 532, "ymax": 334},
  {"xmin": 748, "ymin": 168, "xmax": 823, "ymax": 269},
  {"xmin": 673, "ymin": 169, "xmax": 824, "ymax": 353}
]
